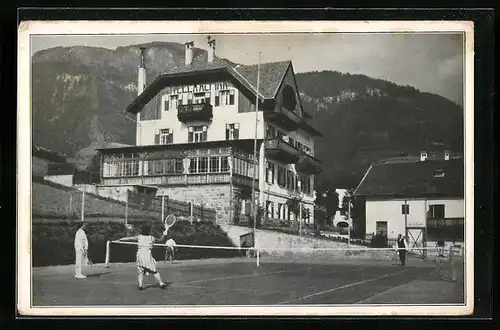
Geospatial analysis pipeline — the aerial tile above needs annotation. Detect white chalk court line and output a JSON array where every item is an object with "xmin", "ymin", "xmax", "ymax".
[
  {"xmin": 354, "ymin": 269, "xmax": 438, "ymax": 304},
  {"xmin": 277, "ymin": 269, "xmax": 407, "ymax": 304}
]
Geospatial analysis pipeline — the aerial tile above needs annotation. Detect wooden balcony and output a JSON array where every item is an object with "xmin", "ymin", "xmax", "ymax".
[
  {"xmin": 264, "ymin": 138, "xmax": 300, "ymax": 164},
  {"xmin": 101, "ymin": 172, "xmax": 258, "ymax": 187},
  {"xmin": 177, "ymin": 103, "xmax": 213, "ymax": 123},
  {"xmin": 264, "ymin": 106, "xmax": 302, "ymax": 131},
  {"xmin": 295, "ymin": 153, "xmax": 322, "ymax": 174}
]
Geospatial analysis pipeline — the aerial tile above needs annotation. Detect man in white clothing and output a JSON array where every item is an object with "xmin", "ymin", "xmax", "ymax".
[{"xmin": 74, "ymin": 222, "xmax": 89, "ymax": 279}]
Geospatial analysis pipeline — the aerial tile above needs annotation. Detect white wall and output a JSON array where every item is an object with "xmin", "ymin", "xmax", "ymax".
[
  {"xmin": 137, "ymin": 83, "xmax": 265, "ymax": 146},
  {"xmin": 365, "ymin": 197, "xmax": 465, "ymax": 239},
  {"xmin": 43, "ymin": 175, "xmax": 73, "ymax": 187}
]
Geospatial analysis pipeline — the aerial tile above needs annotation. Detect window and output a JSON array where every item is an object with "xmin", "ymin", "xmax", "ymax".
[
  {"xmin": 303, "ymin": 208, "xmax": 311, "ymax": 224},
  {"xmin": 277, "ymin": 166, "xmax": 286, "ymax": 187},
  {"xmin": 429, "ymin": 205, "xmax": 445, "ymax": 219},
  {"xmin": 148, "ymin": 158, "xmax": 183, "ymax": 175},
  {"xmin": 198, "ymin": 157, "xmax": 208, "ymax": 173},
  {"xmin": 286, "ymin": 170, "xmax": 294, "ymax": 190},
  {"xmin": 215, "ymin": 91, "xmax": 220, "ymax": 107},
  {"xmin": 188, "ymin": 125, "xmax": 208, "ymax": 143},
  {"xmin": 187, "ymin": 93, "xmax": 193, "ymax": 105},
  {"xmin": 266, "ymin": 161, "xmax": 275, "ymax": 184},
  {"xmin": 266, "ymin": 124, "xmax": 276, "ymax": 139},
  {"xmin": 159, "ymin": 129, "xmax": 173, "ymax": 144},
  {"xmin": 302, "ymin": 176, "xmax": 311, "ymax": 194},
  {"xmin": 277, "ymin": 203, "xmax": 283, "ymax": 220},
  {"xmin": 148, "ymin": 160, "xmax": 163, "ymax": 175},
  {"xmin": 209, "ymin": 156, "xmax": 219, "ymax": 173},
  {"xmin": 266, "ymin": 201, "xmax": 274, "ymax": 220},
  {"xmin": 189, "ymin": 158, "xmax": 197, "ymax": 173},
  {"xmin": 122, "ymin": 158, "xmax": 140, "ymax": 176},
  {"xmin": 226, "ymin": 123, "xmax": 240, "ymax": 140},
  {"xmin": 221, "ymin": 156, "xmax": 230, "ymax": 172},
  {"xmin": 218, "ymin": 89, "xmax": 235, "ymax": 106},
  {"xmin": 171, "ymin": 95, "xmax": 179, "ymax": 111}
]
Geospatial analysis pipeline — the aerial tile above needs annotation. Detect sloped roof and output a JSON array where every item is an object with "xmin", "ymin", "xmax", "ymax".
[
  {"xmin": 230, "ymin": 60, "xmax": 291, "ymax": 99},
  {"xmin": 126, "ymin": 56, "xmax": 292, "ymax": 114},
  {"xmin": 353, "ymin": 159, "xmax": 464, "ymax": 198}
]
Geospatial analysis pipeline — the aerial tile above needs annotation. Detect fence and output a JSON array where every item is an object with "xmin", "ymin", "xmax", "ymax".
[{"xmin": 32, "ymin": 176, "xmax": 217, "ymax": 224}]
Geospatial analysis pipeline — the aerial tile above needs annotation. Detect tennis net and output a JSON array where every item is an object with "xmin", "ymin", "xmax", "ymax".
[{"xmin": 104, "ymin": 240, "xmax": 464, "ymax": 274}]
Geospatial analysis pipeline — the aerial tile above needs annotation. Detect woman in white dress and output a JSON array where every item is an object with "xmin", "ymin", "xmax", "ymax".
[{"xmin": 118, "ymin": 223, "xmax": 168, "ymax": 290}]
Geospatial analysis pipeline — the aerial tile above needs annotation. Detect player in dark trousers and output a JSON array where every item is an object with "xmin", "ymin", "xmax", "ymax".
[{"xmin": 397, "ymin": 234, "xmax": 408, "ymax": 267}]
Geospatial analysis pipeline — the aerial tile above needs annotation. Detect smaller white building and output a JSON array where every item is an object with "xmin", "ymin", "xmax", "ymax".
[{"xmin": 354, "ymin": 156, "xmax": 464, "ymax": 248}]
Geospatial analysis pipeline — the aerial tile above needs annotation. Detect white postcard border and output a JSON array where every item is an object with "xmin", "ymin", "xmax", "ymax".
[{"xmin": 17, "ymin": 20, "xmax": 475, "ymax": 316}]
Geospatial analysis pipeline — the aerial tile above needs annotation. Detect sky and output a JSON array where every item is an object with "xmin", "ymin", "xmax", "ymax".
[{"xmin": 31, "ymin": 33, "xmax": 464, "ymax": 105}]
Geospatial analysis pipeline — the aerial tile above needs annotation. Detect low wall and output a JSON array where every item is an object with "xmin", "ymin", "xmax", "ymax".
[
  {"xmin": 220, "ymin": 225, "xmax": 460, "ymax": 261},
  {"xmin": 221, "ymin": 224, "xmax": 351, "ymax": 251},
  {"xmin": 158, "ymin": 185, "xmax": 232, "ymax": 225}
]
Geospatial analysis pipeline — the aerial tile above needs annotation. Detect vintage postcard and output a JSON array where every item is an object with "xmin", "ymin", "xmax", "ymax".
[{"xmin": 17, "ymin": 20, "xmax": 474, "ymax": 316}]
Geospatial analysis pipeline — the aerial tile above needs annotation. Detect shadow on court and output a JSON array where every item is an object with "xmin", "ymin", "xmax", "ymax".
[{"xmin": 32, "ymin": 258, "xmax": 465, "ymax": 306}]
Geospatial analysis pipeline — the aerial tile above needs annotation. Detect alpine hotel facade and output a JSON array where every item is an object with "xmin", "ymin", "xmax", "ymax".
[{"xmin": 98, "ymin": 38, "xmax": 323, "ymax": 226}]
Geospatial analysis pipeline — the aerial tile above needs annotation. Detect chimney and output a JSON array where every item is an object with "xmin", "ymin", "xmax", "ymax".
[
  {"xmin": 420, "ymin": 151, "xmax": 428, "ymax": 162},
  {"xmin": 207, "ymin": 36, "xmax": 216, "ymax": 62},
  {"xmin": 185, "ymin": 41, "xmax": 194, "ymax": 66},
  {"xmin": 137, "ymin": 47, "xmax": 147, "ymax": 96},
  {"xmin": 444, "ymin": 150, "xmax": 450, "ymax": 160}
]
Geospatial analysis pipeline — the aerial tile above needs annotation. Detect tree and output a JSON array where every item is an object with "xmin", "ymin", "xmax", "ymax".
[
  {"xmin": 285, "ymin": 196, "xmax": 307, "ymax": 230},
  {"xmin": 314, "ymin": 178, "xmax": 339, "ymax": 227},
  {"xmin": 340, "ymin": 188, "xmax": 365, "ymax": 238},
  {"xmin": 232, "ymin": 185, "xmax": 261, "ymax": 228}
]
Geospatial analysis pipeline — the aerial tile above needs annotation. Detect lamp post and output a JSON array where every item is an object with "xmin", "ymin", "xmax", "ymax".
[
  {"xmin": 251, "ymin": 52, "xmax": 261, "ymax": 238},
  {"xmin": 347, "ymin": 196, "xmax": 351, "ymax": 247}
]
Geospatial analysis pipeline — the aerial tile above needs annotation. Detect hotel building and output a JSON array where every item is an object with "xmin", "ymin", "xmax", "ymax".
[{"xmin": 98, "ymin": 38, "xmax": 323, "ymax": 226}]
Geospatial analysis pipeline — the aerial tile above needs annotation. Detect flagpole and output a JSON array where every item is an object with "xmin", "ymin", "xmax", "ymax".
[{"xmin": 251, "ymin": 52, "xmax": 261, "ymax": 244}]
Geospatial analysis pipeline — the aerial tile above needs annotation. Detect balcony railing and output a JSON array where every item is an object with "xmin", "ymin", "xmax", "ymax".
[
  {"xmin": 101, "ymin": 172, "xmax": 258, "ymax": 187},
  {"xmin": 177, "ymin": 102, "xmax": 213, "ymax": 123},
  {"xmin": 264, "ymin": 138, "xmax": 300, "ymax": 164},
  {"xmin": 295, "ymin": 153, "xmax": 322, "ymax": 174},
  {"xmin": 264, "ymin": 106, "xmax": 302, "ymax": 131}
]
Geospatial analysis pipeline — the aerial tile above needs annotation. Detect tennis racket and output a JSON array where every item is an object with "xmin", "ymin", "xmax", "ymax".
[{"xmin": 163, "ymin": 214, "xmax": 177, "ymax": 235}]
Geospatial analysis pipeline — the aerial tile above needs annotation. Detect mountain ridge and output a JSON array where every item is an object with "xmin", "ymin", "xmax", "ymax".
[{"xmin": 31, "ymin": 42, "xmax": 463, "ymax": 187}]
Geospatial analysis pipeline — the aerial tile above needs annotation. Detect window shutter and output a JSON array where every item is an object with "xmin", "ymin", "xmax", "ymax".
[
  {"xmin": 188, "ymin": 126, "xmax": 194, "ymax": 132},
  {"xmin": 234, "ymin": 128, "xmax": 239, "ymax": 140},
  {"xmin": 234, "ymin": 123, "xmax": 240, "ymax": 129},
  {"xmin": 154, "ymin": 133, "xmax": 160, "ymax": 145},
  {"xmin": 203, "ymin": 125, "xmax": 207, "ymax": 132},
  {"xmin": 226, "ymin": 128, "xmax": 230, "ymax": 140}
]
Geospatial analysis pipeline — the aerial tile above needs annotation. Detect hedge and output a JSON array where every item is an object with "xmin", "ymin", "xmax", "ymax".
[{"xmin": 32, "ymin": 220, "xmax": 239, "ymax": 267}]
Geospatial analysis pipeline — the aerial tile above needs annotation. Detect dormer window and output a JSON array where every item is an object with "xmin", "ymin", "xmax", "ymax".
[{"xmin": 433, "ymin": 169, "xmax": 445, "ymax": 178}]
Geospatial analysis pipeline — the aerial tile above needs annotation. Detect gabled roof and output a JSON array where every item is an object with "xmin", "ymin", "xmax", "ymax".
[
  {"xmin": 353, "ymin": 159, "xmax": 464, "ymax": 198},
  {"xmin": 126, "ymin": 56, "xmax": 293, "ymax": 115}
]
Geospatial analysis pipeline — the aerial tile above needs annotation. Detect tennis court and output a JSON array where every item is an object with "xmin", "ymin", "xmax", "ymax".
[{"xmin": 32, "ymin": 252, "xmax": 464, "ymax": 306}]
